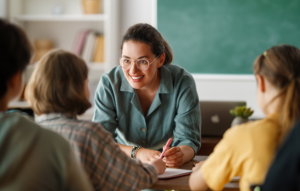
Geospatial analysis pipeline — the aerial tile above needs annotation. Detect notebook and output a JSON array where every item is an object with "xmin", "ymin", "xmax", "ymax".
[
  {"xmin": 200, "ymin": 101, "xmax": 246, "ymax": 137},
  {"xmin": 158, "ymin": 168, "xmax": 192, "ymax": 179}
]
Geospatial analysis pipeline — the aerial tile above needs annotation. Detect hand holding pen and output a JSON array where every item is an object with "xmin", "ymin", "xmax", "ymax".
[
  {"xmin": 161, "ymin": 139, "xmax": 184, "ymax": 168},
  {"xmin": 159, "ymin": 138, "xmax": 173, "ymax": 159},
  {"xmin": 161, "ymin": 140, "xmax": 181, "ymax": 159}
]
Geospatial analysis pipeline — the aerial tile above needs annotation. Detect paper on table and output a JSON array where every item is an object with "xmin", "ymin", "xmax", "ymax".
[{"xmin": 158, "ymin": 168, "xmax": 192, "ymax": 179}]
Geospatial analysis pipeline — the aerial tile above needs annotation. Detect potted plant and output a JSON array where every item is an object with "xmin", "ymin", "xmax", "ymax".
[
  {"xmin": 82, "ymin": 0, "xmax": 101, "ymax": 14},
  {"xmin": 230, "ymin": 105, "xmax": 254, "ymax": 127}
]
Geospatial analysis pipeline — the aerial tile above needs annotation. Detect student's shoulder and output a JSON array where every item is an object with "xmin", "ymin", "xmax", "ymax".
[
  {"xmin": 75, "ymin": 119, "xmax": 119, "ymax": 150},
  {"xmin": 3, "ymin": 112, "xmax": 70, "ymax": 150},
  {"xmin": 40, "ymin": 127, "xmax": 72, "ymax": 151},
  {"xmin": 224, "ymin": 116, "xmax": 278, "ymax": 140},
  {"xmin": 75, "ymin": 119, "xmax": 114, "ymax": 140},
  {"xmin": 2, "ymin": 111, "xmax": 39, "ymax": 130}
]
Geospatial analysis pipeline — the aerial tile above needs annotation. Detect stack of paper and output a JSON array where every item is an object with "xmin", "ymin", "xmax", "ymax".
[{"xmin": 158, "ymin": 168, "xmax": 192, "ymax": 179}]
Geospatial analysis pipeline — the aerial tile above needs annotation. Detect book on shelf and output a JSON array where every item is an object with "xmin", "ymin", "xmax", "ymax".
[
  {"xmin": 72, "ymin": 30, "xmax": 89, "ymax": 56},
  {"xmin": 93, "ymin": 34, "xmax": 104, "ymax": 63},
  {"xmin": 72, "ymin": 30, "xmax": 104, "ymax": 64},
  {"xmin": 81, "ymin": 31, "xmax": 97, "ymax": 62}
]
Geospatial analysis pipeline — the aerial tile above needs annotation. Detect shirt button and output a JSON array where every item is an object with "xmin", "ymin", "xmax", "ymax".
[{"xmin": 142, "ymin": 128, "xmax": 146, "ymax": 131}]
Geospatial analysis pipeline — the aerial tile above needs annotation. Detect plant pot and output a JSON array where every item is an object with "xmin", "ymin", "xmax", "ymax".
[
  {"xmin": 34, "ymin": 39, "xmax": 53, "ymax": 62},
  {"xmin": 231, "ymin": 116, "xmax": 249, "ymax": 127},
  {"xmin": 82, "ymin": 0, "xmax": 101, "ymax": 14}
]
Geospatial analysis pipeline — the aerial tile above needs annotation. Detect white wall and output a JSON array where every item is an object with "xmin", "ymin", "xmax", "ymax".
[
  {"xmin": 119, "ymin": 0, "xmax": 264, "ymax": 118},
  {"xmin": 120, "ymin": 0, "xmax": 156, "ymax": 35},
  {"xmin": 0, "ymin": 0, "xmax": 7, "ymax": 18},
  {"xmin": 193, "ymin": 75, "xmax": 263, "ymax": 118}
]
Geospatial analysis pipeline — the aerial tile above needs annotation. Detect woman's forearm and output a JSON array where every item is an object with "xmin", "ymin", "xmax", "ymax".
[
  {"xmin": 118, "ymin": 143, "xmax": 195, "ymax": 164},
  {"xmin": 117, "ymin": 143, "xmax": 133, "ymax": 157},
  {"xmin": 179, "ymin": 145, "xmax": 195, "ymax": 163},
  {"xmin": 189, "ymin": 168, "xmax": 209, "ymax": 191},
  {"xmin": 118, "ymin": 144, "xmax": 162, "ymax": 164}
]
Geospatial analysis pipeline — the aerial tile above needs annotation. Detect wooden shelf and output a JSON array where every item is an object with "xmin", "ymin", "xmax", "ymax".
[
  {"xmin": 10, "ymin": 0, "xmax": 119, "ymax": 95},
  {"xmin": 15, "ymin": 14, "xmax": 107, "ymax": 22},
  {"xmin": 88, "ymin": 63, "xmax": 105, "ymax": 70},
  {"xmin": 27, "ymin": 63, "xmax": 105, "ymax": 70},
  {"xmin": 8, "ymin": 101, "xmax": 30, "ymax": 109}
]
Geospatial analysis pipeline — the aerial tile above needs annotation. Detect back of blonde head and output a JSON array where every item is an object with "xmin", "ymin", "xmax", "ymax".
[
  {"xmin": 25, "ymin": 49, "xmax": 91, "ymax": 116},
  {"xmin": 254, "ymin": 44, "xmax": 300, "ymax": 141}
]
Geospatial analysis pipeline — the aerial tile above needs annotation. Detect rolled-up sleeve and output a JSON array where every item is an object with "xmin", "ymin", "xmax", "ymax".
[{"xmin": 173, "ymin": 76, "xmax": 201, "ymax": 155}]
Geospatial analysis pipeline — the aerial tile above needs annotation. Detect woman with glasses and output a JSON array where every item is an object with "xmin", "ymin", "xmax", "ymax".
[{"xmin": 93, "ymin": 23, "xmax": 201, "ymax": 168}]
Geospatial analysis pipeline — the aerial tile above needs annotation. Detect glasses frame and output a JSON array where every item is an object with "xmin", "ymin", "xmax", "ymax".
[{"xmin": 119, "ymin": 56, "xmax": 160, "ymax": 71}]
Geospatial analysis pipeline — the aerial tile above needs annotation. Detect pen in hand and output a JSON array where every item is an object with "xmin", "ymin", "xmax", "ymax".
[
  {"xmin": 159, "ymin": 138, "xmax": 173, "ymax": 159},
  {"xmin": 162, "ymin": 140, "xmax": 181, "ymax": 159}
]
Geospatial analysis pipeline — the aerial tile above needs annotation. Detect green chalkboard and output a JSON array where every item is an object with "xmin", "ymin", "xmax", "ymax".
[{"xmin": 157, "ymin": 0, "xmax": 300, "ymax": 74}]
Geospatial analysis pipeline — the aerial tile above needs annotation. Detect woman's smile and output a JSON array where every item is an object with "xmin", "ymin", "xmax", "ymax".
[{"xmin": 130, "ymin": 74, "xmax": 144, "ymax": 81}]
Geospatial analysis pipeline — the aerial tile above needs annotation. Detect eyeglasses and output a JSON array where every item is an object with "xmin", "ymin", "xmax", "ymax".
[{"xmin": 119, "ymin": 56, "xmax": 160, "ymax": 71}]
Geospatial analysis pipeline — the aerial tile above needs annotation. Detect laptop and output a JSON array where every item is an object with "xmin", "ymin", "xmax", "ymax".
[{"xmin": 200, "ymin": 101, "xmax": 246, "ymax": 137}]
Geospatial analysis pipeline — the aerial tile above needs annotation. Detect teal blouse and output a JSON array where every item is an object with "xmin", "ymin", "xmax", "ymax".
[{"xmin": 93, "ymin": 64, "xmax": 201, "ymax": 154}]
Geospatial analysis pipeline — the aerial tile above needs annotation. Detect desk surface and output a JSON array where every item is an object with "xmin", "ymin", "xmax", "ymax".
[{"xmin": 150, "ymin": 155, "xmax": 239, "ymax": 191}]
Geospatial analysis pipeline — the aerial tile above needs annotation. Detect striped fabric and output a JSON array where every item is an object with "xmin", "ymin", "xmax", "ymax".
[{"xmin": 36, "ymin": 113, "xmax": 157, "ymax": 191}]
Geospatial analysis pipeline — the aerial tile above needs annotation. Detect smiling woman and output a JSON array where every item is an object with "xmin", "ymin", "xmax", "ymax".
[
  {"xmin": 120, "ymin": 40, "xmax": 163, "ymax": 91},
  {"xmin": 93, "ymin": 23, "xmax": 201, "ymax": 168}
]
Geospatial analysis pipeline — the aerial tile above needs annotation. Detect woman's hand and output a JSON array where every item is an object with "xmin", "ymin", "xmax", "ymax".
[
  {"xmin": 135, "ymin": 148, "xmax": 161, "ymax": 163},
  {"xmin": 163, "ymin": 146, "xmax": 184, "ymax": 168}
]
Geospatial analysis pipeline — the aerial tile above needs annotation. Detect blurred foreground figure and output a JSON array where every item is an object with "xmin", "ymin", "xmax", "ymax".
[
  {"xmin": 0, "ymin": 19, "xmax": 93, "ymax": 191},
  {"xmin": 262, "ymin": 120, "xmax": 300, "ymax": 191}
]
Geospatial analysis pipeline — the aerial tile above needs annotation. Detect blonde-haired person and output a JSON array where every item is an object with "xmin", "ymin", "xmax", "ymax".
[
  {"xmin": 189, "ymin": 44, "xmax": 300, "ymax": 191},
  {"xmin": 25, "ymin": 49, "xmax": 166, "ymax": 191}
]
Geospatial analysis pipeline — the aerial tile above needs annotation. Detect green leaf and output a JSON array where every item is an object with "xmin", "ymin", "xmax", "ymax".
[{"xmin": 229, "ymin": 105, "xmax": 254, "ymax": 118}]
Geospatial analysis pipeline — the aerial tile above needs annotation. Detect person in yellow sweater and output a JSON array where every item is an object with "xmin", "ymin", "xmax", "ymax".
[{"xmin": 189, "ymin": 44, "xmax": 300, "ymax": 191}]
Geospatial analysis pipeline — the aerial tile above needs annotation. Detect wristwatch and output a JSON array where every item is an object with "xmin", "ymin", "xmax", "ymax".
[{"xmin": 131, "ymin": 146, "xmax": 142, "ymax": 159}]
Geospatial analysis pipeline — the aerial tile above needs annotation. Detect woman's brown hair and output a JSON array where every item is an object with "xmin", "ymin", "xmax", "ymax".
[
  {"xmin": 121, "ymin": 23, "xmax": 173, "ymax": 65},
  {"xmin": 25, "ymin": 49, "xmax": 91, "ymax": 116},
  {"xmin": 254, "ymin": 44, "xmax": 300, "ymax": 141}
]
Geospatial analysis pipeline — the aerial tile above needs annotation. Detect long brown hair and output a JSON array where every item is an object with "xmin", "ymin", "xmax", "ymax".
[
  {"xmin": 121, "ymin": 23, "xmax": 173, "ymax": 65},
  {"xmin": 254, "ymin": 44, "xmax": 300, "ymax": 141},
  {"xmin": 25, "ymin": 49, "xmax": 91, "ymax": 116}
]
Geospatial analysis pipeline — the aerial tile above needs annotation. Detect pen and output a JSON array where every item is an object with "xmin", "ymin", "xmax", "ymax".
[
  {"xmin": 159, "ymin": 138, "xmax": 173, "ymax": 159},
  {"xmin": 161, "ymin": 140, "xmax": 181, "ymax": 159}
]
